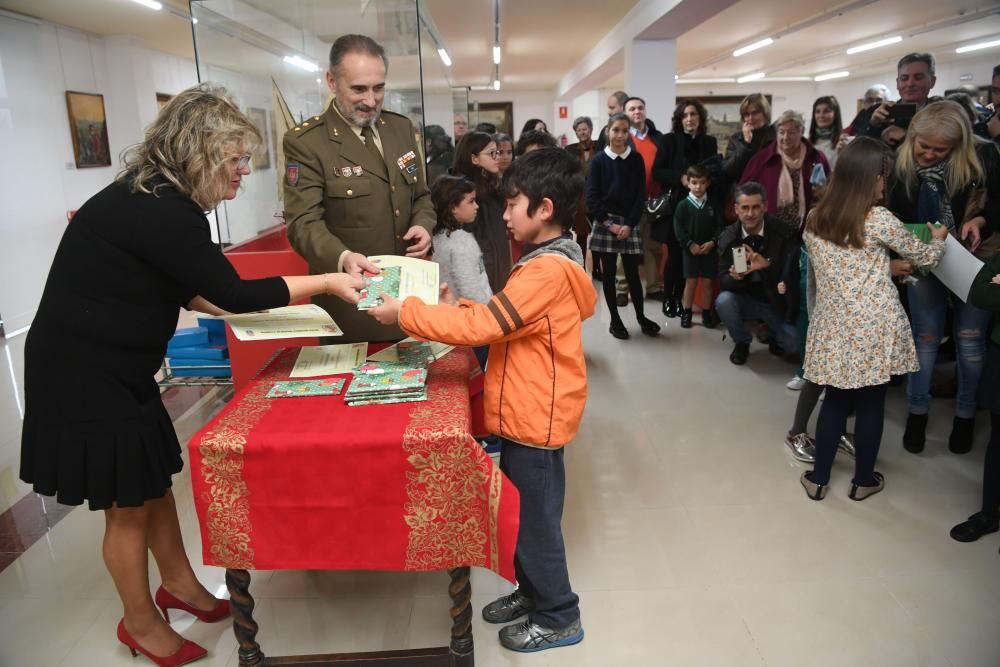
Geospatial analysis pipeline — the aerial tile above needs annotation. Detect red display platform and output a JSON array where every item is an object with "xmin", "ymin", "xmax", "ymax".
[{"xmin": 223, "ymin": 225, "xmax": 314, "ymax": 390}]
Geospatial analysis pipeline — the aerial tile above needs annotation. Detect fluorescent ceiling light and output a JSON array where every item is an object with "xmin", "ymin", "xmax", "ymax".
[
  {"xmin": 493, "ymin": 79, "xmax": 501, "ymax": 90},
  {"xmin": 733, "ymin": 38, "xmax": 774, "ymax": 58},
  {"xmin": 283, "ymin": 55, "xmax": 320, "ymax": 73},
  {"xmin": 437, "ymin": 48, "xmax": 452, "ymax": 67},
  {"xmin": 129, "ymin": 0, "xmax": 162, "ymax": 9},
  {"xmin": 677, "ymin": 78, "xmax": 736, "ymax": 84},
  {"xmin": 846, "ymin": 35, "xmax": 902, "ymax": 55},
  {"xmin": 493, "ymin": 46, "xmax": 501, "ymax": 65},
  {"xmin": 956, "ymin": 38, "xmax": 1000, "ymax": 54},
  {"xmin": 814, "ymin": 71, "xmax": 850, "ymax": 81},
  {"xmin": 736, "ymin": 72, "xmax": 766, "ymax": 83}
]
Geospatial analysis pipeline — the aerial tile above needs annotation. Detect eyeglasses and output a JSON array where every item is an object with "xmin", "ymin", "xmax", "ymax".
[
  {"xmin": 479, "ymin": 149, "xmax": 499, "ymax": 158},
  {"xmin": 233, "ymin": 154, "xmax": 252, "ymax": 170}
]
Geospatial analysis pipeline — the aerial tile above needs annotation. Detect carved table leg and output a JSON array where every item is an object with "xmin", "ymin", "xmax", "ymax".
[
  {"xmin": 447, "ymin": 567, "xmax": 474, "ymax": 667},
  {"xmin": 226, "ymin": 568, "xmax": 265, "ymax": 667}
]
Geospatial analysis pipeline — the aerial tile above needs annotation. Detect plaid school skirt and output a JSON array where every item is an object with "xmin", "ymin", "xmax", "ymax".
[{"xmin": 589, "ymin": 223, "xmax": 643, "ymax": 255}]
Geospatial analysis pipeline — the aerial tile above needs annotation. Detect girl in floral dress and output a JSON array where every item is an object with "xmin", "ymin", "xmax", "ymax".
[{"xmin": 799, "ymin": 137, "xmax": 948, "ymax": 501}]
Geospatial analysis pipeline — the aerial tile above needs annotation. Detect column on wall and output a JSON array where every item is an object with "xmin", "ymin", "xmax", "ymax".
[{"xmin": 624, "ymin": 39, "xmax": 676, "ymax": 132}]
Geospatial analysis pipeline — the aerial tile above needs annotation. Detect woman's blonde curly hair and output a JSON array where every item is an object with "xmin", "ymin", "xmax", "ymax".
[{"xmin": 117, "ymin": 83, "xmax": 261, "ymax": 210}]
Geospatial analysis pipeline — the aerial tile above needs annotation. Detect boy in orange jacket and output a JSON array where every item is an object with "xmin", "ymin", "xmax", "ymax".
[{"xmin": 369, "ymin": 147, "xmax": 596, "ymax": 652}]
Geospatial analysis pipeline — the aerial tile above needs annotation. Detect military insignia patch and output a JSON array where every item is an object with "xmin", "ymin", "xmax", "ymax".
[
  {"xmin": 286, "ymin": 162, "xmax": 300, "ymax": 186},
  {"xmin": 341, "ymin": 167, "xmax": 353, "ymax": 177},
  {"xmin": 353, "ymin": 165, "xmax": 363, "ymax": 176}
]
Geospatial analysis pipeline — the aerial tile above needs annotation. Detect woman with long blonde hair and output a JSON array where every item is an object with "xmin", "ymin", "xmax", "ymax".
[
  {"xmin": 19, "ymin": 84, "xmax": 366, "ymax": 666},
  {"xmin": 888, "ymin": 100, "xmax": 1000, "ymax": 455}
]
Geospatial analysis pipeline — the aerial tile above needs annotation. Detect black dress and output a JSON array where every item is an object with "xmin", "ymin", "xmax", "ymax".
[{"xmin": 19, "ymin": 180, "xmax": 290, "ymax": 510}]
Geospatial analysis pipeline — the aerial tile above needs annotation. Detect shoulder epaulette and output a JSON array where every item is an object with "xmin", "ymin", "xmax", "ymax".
[{"xmin": 288, "ymin": 114, "xmax": 325, "ymax": 137}]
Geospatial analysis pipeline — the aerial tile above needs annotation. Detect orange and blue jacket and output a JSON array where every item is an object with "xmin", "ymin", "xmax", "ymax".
[{"xmin": 399, "ymin": 237, "xmax": 597, "ymax": 448}]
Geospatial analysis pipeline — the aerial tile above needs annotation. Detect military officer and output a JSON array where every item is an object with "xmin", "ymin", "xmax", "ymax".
[{"xmin": 283, "ymin": 34, "xmax": 434, "ymax": 342}]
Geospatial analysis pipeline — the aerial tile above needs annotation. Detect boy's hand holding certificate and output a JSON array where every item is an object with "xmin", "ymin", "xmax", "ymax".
[{"xmin": 357, "ymin": 255, "xmax": 439, "ymax": 312}]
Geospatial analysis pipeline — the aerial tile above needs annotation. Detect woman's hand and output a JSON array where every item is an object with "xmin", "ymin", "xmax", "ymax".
[
  {"xmin": 960, "ymin": 216, "xmax": 985, "ymax": 253},
  {"xmin": 890, "ymin": 259, "xmax": 914, "ymax": 277},
  {"xmin": 616, "ymin": 225, "xmax": 632, "ymax": 241},
  {"xmin": 367, "ymin": 294, "xmax": 402, "ymax": 325},
  {"xmin": 439, "ymin": 282, "xmax": 457, "ymax": 306},
  {"xmin": 741, "ymin": 120, "xmax": 754, "ymax": 143},
  {"xmin": 928, "ymin": 222, "xmax": 949, "ymax": 241},
  {"xmin": 326, "ymin": 273, "xmax": 366, "ymax": 304},
  {"xmin": 700, "ymin": 240, "xmax": 715, "ymax": 254},
  {"xmin": 689, "ymin": 242, "xmax": 702, "ymax": 256},
  {"xmin": 991, "ymin": 274, "xmax": 1000, "ymax": 285},
  {"xmin": 608, "ymin": 222, "xmax": 621, "ymax": 235}
]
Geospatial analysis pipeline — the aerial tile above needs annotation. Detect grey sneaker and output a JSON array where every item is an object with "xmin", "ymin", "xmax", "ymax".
[
  {"xmin": 498, "ymin": 618, "xmax": 584, "ymax": 653},
  {"xmin": 482, "ymin": 590, "xmax": 534, "ymax": 624},
  {"xmin": 838, "ymin": 433, "xmax": 856, "ymax": 458},
  {"xmin": 785, "ymin": 433, "xmax": 816, "ymax": 463}
]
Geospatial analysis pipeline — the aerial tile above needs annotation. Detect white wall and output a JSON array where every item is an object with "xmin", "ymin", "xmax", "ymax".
[{"xmin": 0, "ymin": 13, "xmax": 196, "ymax": 333}]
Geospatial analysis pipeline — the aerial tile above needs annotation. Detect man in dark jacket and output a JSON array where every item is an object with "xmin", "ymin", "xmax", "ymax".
[{"xmin": 715, "ymin": 182, "xmax": 798, "ymax": 365}]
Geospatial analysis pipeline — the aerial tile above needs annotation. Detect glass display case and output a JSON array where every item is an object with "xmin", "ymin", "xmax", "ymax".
[{"xmin": 189, "ymin": 0, "xmax": 457, "ymax": 245}]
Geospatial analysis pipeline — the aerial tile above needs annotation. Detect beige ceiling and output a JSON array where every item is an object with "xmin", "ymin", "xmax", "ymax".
[{"xmin": 1, "ymin": 0, "xmax": 998, "ymax": 92}]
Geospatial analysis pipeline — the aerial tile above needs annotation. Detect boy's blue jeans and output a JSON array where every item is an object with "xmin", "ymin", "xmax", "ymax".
[
  {"xmin": 499, "ymin": 439, "xmax": 580, "ymax": 629},
  {"xmin": 906, "ymin": 275, "xmax": 991, "ymax": 418}
]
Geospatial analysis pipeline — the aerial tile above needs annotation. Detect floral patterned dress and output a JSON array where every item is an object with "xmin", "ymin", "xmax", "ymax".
[{"xmin": 803, "ymin": 206, "xmax": 945, "ymax": 389}]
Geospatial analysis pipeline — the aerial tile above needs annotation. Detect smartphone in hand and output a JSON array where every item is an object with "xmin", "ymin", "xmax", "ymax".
[{"xmin": 732, "ymin": 246, "xmax": 748, "ymax": 274}]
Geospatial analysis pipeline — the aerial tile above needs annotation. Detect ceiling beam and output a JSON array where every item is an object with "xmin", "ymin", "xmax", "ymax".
[{"xmin": 556, "ymin": 0, "xmax": 737, "ymax": 100}]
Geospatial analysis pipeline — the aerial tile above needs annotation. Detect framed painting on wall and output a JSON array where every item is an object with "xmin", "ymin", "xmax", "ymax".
[
  {"xmin": 694, "ymin": 95, "xmax": 772, "ymax": 156},
  {"xmin": 246, "ymin": 107, "xmax": 271, "ymax": 170},
  {"xmin": 65, "ymin": 91, "xmax": 112, "ymax": 168},
  {"xmin": 472, "ymin": 102, "xmax": 513, "ymax": 137}
]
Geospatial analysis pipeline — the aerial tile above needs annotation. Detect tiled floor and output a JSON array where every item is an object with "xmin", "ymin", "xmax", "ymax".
[{"xmin": 0, "ymin": 297, "xmax": 997, "ymax": 667}]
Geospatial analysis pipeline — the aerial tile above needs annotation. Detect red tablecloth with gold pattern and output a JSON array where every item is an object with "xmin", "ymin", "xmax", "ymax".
[{"xmin": 188, "ymin": 347, "xmax": 519, "ymax": 582}]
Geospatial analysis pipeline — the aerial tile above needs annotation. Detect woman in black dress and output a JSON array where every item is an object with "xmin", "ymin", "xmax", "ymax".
[
  {"xmin": 652, "ymin": 99, "xmax": 719, "ymax": 318},
  {"xmin": 19, "ymin": 84, "xmax": 364, "ymax": 666}
]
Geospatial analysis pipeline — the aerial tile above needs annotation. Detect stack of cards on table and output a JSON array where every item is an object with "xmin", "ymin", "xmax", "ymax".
[
  {"xmin": 267, "ymin": 378, "xmax": 345, "ymax": 398},
  {"xmin": 357, "ymin": 266, "xmax": 402, "ymax": 310},
  {"xmin": 344, "ymin": 341, "xmax": 434, "ymax": 406}
]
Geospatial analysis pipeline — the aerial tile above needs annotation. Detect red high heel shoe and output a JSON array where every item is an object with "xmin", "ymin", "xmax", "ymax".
[
  {"xmin": 116, "ymin": 619, "xmax": 207, "ymax": 667},
  {"xmin": 154, "ymin": 585, "xmax": 231, "ymax": 623}
]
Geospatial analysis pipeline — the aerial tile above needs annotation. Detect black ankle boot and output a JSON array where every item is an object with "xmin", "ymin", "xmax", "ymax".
[
  {"xmin": 663, "ymin": 298, "xmax": 678, "ymax": 318},
  {"xmin": 949, "ymin": 416, "xmax": 975, "ymax": 454},
  {"xmin": 903, "ymin": 413, "xmax": 928, "ymax": 453},
  {"xmin": 680, "ymin": 308, "xmax": 693, "ymax": 328}
]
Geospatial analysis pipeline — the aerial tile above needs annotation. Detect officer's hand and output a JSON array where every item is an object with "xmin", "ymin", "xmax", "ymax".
[
  {"xmin": 367, "ymin": 294, "xmax": 402, "ymax": 325},
  {"xmin": 403, "ymin": 225, "xmax": 432, "ymax": 258},
  {"xmin": 343, "ymin": 252, "xmax": 380, "ymax": 278}
]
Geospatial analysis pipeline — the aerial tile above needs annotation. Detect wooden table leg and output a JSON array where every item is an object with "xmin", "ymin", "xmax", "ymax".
[
  {"xmin": 227, "ymin": 568, "xmax": 266, "ymax": 667},
  {"xmin": 447, "ymin": 567, "xmax": 474, "ymax": 667}
]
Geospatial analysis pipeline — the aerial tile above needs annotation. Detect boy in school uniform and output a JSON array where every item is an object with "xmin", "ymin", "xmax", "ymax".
[
  {"xmin": 368, "ymin": 147, "xmax": 597, "ymax": 652},
  {"xmin": 672, "ymin": 164, "xmax": 724, "ymax": 329}
]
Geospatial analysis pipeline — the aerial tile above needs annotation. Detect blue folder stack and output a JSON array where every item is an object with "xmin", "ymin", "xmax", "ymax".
[{"xmin": 166, "ymin": 321, "xmax": 231, "ymax": 378}]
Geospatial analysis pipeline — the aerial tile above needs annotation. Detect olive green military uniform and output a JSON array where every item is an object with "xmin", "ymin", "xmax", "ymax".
[{"xmin": 283, "ymin": 103, "xmax": 435, "ymax": 342}]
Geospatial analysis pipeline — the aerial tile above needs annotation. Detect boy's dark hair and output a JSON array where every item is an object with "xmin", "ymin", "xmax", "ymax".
[
  {"xmin": 474, "ymin": 122, "xmax": 497, "ymax": 134},
  {"xmin": 502, "ymin": 147, "xmax": 582, "ymax": 232},
  {"xmin": 993, "ymin": 64, "xmax": 1000, "ymax": 79},
  {"xmin": 516, "ymin": 129, "xmax": 557, "ymax": 156},
  {"xmin": 685, "ymin": 164, "xmax": 709, "ymax": 181},
  {"xmin": 431, "ymin": 175, "xmax": 477, "ymax": 237}
]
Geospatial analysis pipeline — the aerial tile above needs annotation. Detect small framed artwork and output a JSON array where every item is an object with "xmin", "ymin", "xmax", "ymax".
[
  {"xmin": 695, "ymin": 95, "xmax": 772, "ymax": 156},
  {"xmin": 246, "ymin": 107, "xmax": 271, "ymax": 170},
  {"xmin": 472, "ymin": 102, "xmax": 513, "ymax": 137},
  {"xmin": 65, "ymin": 91, "xmax": 111, "ymax": 168}
]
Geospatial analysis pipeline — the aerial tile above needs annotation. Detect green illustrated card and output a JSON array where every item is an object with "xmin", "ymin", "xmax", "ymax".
[
  {"xmin": 904, "ymin": 223, "xmax": 938, "ymax": 244},
  {"xmin": 267, "ymin": 378, "xmax": 346, "ymax": 398},
  {"xmin": 357, "ymin": 266, "xmax": 402, "ymax": 310},
  {"xmin": 344, "ymin": 367, "xmax": 428, "ymax": 398}
]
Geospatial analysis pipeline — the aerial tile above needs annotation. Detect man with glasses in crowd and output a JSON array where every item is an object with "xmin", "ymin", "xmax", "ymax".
[{"xmin": 283, "ymin": 34, "xmax": 435, "ymax": 343}]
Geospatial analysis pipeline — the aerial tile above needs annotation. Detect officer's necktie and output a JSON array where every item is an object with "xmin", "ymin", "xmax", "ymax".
[{"xmin": 361, "ymin": 126, "xmax": 382, "ymax": 162}]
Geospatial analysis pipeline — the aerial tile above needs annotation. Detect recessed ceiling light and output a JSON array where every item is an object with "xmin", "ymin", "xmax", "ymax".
[
  {"xmin": 814, "ymin": 71, "xmax": 850, "ymax": 81},
  {"xmin": 846, "ymin": 35, "xmax": 902, "ymax": 55},
  {"xmin": 956, "ymin": 38, "xmax": 1000, "ymax": 54},
  {"xmin": 437, "ymin": 48, "xmax": 452, "ymax": 67},
  {"xmin": 493, "ymin": 79, "xmax": 501, "ymax": 90},
  {"xmin": 283, "ymin": 55, "xmax": 320, "ymax": 73},
  {"xmin": 493, "ymin": 46, "xmax": 501, "ymax": 65},
  {"xmin": 733, "ymin": 38, "xmax": 774, "ymax": 58},
  {"xmin": 129, "ymin": 0, "xmax": 162, "ymax": 9},
  {"xmin": 736, "ymin": 72, "xmax": 766, "ymax": 83}
]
